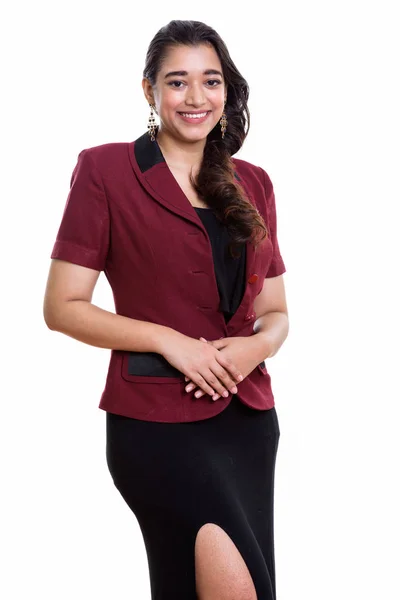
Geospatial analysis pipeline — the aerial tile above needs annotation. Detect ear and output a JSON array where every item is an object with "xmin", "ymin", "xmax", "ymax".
[{"xmin": 142, "ymin": 78, "xmax": 155, "ymax": 106}]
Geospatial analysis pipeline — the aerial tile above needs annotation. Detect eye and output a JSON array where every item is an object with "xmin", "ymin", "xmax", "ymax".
[
  {"xmin": 168, "ymin": 81, "xmax": 185, "ymax": 88},
  {"xmin": 206, "ymin": 79, "xmax": 222, "ymax": 87}
]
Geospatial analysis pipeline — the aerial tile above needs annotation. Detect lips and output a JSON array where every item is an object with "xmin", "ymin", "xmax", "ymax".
[
  {"xmin": 178, "ymin": 111, "xmax": 210, "ymax": 116},
  {"xmin": 177, "ymin": 111, "xmax": 211, "ymax": 124}
]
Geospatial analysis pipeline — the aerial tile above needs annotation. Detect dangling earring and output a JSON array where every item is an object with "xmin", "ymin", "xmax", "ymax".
[
  {"xmin": 147, "ymin": 103, "xmax": 157, "ymax": 141},
  {"xmin": 220, "ymin": 106, "xmax": 228, "ymax": 139}
]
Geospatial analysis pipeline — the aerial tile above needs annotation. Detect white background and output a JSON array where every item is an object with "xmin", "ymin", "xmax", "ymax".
[{"xmin": 2, "ymin": 0, "xmax": 399, "ymax": 598}]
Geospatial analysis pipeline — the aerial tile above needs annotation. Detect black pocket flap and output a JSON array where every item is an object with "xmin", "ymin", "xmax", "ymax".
[{"xmin": 128, "ymin": 352, "xmax": 183, "ymax": 378}]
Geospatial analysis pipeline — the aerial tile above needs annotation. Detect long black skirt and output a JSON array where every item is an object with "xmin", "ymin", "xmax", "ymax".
[{"xmin": 106, "ymin": 393, "xmax": 280, "ymax": 600}]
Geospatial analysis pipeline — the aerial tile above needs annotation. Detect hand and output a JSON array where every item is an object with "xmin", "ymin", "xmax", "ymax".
[
  {"xmin": 184, "ymin": 336, "xmax": 262, "ymax": 400},
  {"xmin": 159, "ymin": 331, "xmax": 243, "ymax": 400}
]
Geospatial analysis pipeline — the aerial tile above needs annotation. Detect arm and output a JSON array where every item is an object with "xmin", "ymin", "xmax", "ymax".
[
  {"xmin": 44, "ymin": 259, "xmax": 244, "ymax": 399},
  {"xmin": 249, "ymin": 169, "xmax": 289, "ymax": 362},
  {"xmin": 45, "ymin": 150, "xmax": 176, "ymax": 353},
  {"xmin": 248, "ymin": 274, "xmax": 289, "ymax": 363},
  {"xmin": 43, "ymin": 259, "xmax": 174, "ymax": 353}
]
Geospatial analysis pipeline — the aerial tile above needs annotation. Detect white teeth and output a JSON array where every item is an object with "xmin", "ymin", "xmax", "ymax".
[{"xmin": 180, "ymin": 112, "xmax": 208, "ymax": 119}]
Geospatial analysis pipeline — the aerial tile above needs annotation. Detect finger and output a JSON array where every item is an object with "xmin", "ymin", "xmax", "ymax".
[
  {"xmin": 217, "ymin": 355, "xmax": 243, "ymax": 383},
  {"xmin": 196, "ymin": 368, "xmax": 233, "ymax": 398},
  {"xmin": 194, "ymin": 389, "xmax": 221, "ymax": 401},
  {"xmin": 210, "ymin": 365, "xmax": 239, "ymax": 395},
  {"xmin": 208, "ymin": 339, "xmax": 226, "ymax": 350},
  {"xmin": 188, "ymin": 372, "xmax": 216, "ymax": 397}
]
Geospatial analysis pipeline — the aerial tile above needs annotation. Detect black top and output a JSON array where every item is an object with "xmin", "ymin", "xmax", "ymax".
[{"xmin": 194, "ymin": 207, "xmax": 246, "ymax": 323}]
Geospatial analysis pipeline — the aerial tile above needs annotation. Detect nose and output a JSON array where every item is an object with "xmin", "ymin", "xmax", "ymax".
[{"xmin": 185, "ymin": 82, "xmax": 207, "ymax": 107}]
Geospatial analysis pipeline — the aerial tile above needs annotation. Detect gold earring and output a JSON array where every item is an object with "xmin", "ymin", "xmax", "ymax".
[
  {"xmin": 147, "ymin": 103, "xmax": 157, "ymax": 141},
  {"xmin": 220, "ymin": 108, "xmax": 228, "ymax": 139}
]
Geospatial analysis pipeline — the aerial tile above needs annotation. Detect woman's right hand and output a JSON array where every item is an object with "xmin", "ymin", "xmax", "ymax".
[{"xmin": 159, "ymin": 330, "xmax": 243, "ymax": 400}]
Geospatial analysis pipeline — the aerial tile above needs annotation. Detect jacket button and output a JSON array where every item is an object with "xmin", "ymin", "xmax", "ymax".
[
  {"xmin": 248, "ymin": 273, "xmax": 258, "ymax": 284},
  {"xmin": 245, "ymin": 312, "xmax": 255, "ymax": 321}
]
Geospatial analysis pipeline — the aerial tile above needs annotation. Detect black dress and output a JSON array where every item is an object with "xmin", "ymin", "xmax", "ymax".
[{"xmin": 106, "ymin": 207, "xmax": 281, "ymax": 600}]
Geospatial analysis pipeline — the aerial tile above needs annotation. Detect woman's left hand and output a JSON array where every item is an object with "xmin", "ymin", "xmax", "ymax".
[{"xmin": 184, "ymin": 336, "xmax": 263, "ymax": 399}]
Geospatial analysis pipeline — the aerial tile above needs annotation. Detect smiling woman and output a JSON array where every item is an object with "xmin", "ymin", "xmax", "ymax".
[{"xmin": 45, "ymin": 18, "xmax": 288, "ymax": 600}]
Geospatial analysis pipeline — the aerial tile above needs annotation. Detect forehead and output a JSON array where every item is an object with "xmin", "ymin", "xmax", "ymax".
[{"xmin": 159, "ymin": 44, "xmax": 223, "ymax": 74}]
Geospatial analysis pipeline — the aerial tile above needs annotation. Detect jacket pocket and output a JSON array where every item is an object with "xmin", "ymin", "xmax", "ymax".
[{"xmin": 121, "ymin": 351, "xmax": 185, "ymax": 384}]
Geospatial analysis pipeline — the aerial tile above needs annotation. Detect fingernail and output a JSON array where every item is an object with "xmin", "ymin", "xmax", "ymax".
[
  {"xmin": 237, "ymin": 374, "xmax": 243, "ymax": 381},
  {"xmin": 212, "ymin": 394, "xmax": 219, "ymax": 401},
  {"xmin": 186, "ymin": 385, "xmax": 193, "ymax": 392},
  {"xmin": 223, "ymin": 391, "xmax": 229, "ymax": 397},
  {"xmin": 231, "ymin": 387, "xmax": 238, "ymax": 394},
  {"xmin": 195, "ymin": 391, "xmax": 202, "ymax": 398}
]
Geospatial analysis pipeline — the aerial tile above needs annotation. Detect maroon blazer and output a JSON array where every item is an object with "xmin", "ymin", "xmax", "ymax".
[{"xmin": 50, "ymin": 132, "xmax": 286, "ymax": 422}]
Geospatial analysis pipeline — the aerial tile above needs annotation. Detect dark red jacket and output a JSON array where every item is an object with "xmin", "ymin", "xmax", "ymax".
[{"xmin": 50, "ymin": 132, "xmax": 286, "ymax": 422}]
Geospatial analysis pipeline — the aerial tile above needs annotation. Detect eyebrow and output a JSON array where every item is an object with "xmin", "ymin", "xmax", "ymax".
[{"xmin": 164, "ymin": 69, "xmax": 223, "ymax": 79}]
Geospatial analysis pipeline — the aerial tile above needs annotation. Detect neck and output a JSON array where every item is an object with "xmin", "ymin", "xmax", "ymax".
[{"xmin": 156, "ymin": 128, "xmax": 206, "ymax": 172}]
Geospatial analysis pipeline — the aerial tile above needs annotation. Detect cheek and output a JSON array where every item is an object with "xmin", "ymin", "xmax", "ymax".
[
  {"xmin": 209, "ymin": 90, "xmax": 224, "ymax": 106},
  {"xmin": 210, "ymin": 98, "xmax": 225, "ymax": 120},
  {"xmin": 158, "ymin": 92, "xmax": 180, "ymax": 115},
  {"xmin": 211, "ymin": 106, "xmax": 224, "ymax": 127}
]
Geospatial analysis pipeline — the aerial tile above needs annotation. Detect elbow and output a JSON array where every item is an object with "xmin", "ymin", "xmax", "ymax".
[
  {"xmin": 43, "ymin": 299, "xmax": 63, "ymax": 331},
  {"xmin": 43, "ymin": 298, "xmax": 88, "ymax": 331},
  {"xmin": 43, "ymin": 309, "xmax": 58, "ymax": 331}
]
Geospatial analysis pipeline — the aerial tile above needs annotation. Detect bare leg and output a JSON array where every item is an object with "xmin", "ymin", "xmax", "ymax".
[{"xmin": 195, "ymin": 523, "xmax": 258, "ymax": 600}]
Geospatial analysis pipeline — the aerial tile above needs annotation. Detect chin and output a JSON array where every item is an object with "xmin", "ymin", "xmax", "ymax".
[
  {"xmin": 181, "ymin": 132, "xmax": 209, "ymax": 143},
  {"xmin": 177, "ymin": 125, "xmax": 216, "ymax": 143}
]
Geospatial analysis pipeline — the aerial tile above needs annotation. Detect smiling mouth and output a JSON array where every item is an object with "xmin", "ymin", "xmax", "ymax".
[{"xmin": 177, "ymin": 111, "xmax": 211, "ymax": 119}]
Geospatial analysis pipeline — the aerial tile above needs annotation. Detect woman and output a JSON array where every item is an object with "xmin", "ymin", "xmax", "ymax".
[{"xmin": 44, "ymin": 19, "xmax": 289, "ymax": 600}]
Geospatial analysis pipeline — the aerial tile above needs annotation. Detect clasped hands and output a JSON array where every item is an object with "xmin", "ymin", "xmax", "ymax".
[{"xmin": 184, "ymin": 335, "xmax": 260, "ymax": 401}]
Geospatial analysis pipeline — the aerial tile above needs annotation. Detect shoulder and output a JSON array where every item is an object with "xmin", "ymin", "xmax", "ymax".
[
  {"xmin": 232, "ymin": 156, "xmax": 273, "ymax": 196},
  {"xmin": 75, "ymin": 142, "xmax": 131, "ymax": 176}
]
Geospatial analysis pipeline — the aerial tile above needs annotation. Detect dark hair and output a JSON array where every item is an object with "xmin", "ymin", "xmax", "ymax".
[{"xmin": 143, "ymin": 20, "xmax": 267, "ymax": 257}]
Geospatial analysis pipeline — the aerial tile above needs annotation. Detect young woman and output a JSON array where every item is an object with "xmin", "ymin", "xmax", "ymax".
[{"xmin": 44, "ymin": 19, "xmax": 289, "ymax": 600}]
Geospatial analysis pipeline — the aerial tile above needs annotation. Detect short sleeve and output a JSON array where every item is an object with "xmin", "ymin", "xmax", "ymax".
[
  {"xmin": 50, "ymin": 149, "xmax": 110, "ymax": 271},
  {"xmin": 261, "ymin": 168, "xmax": 286, "ymax": 278}
]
